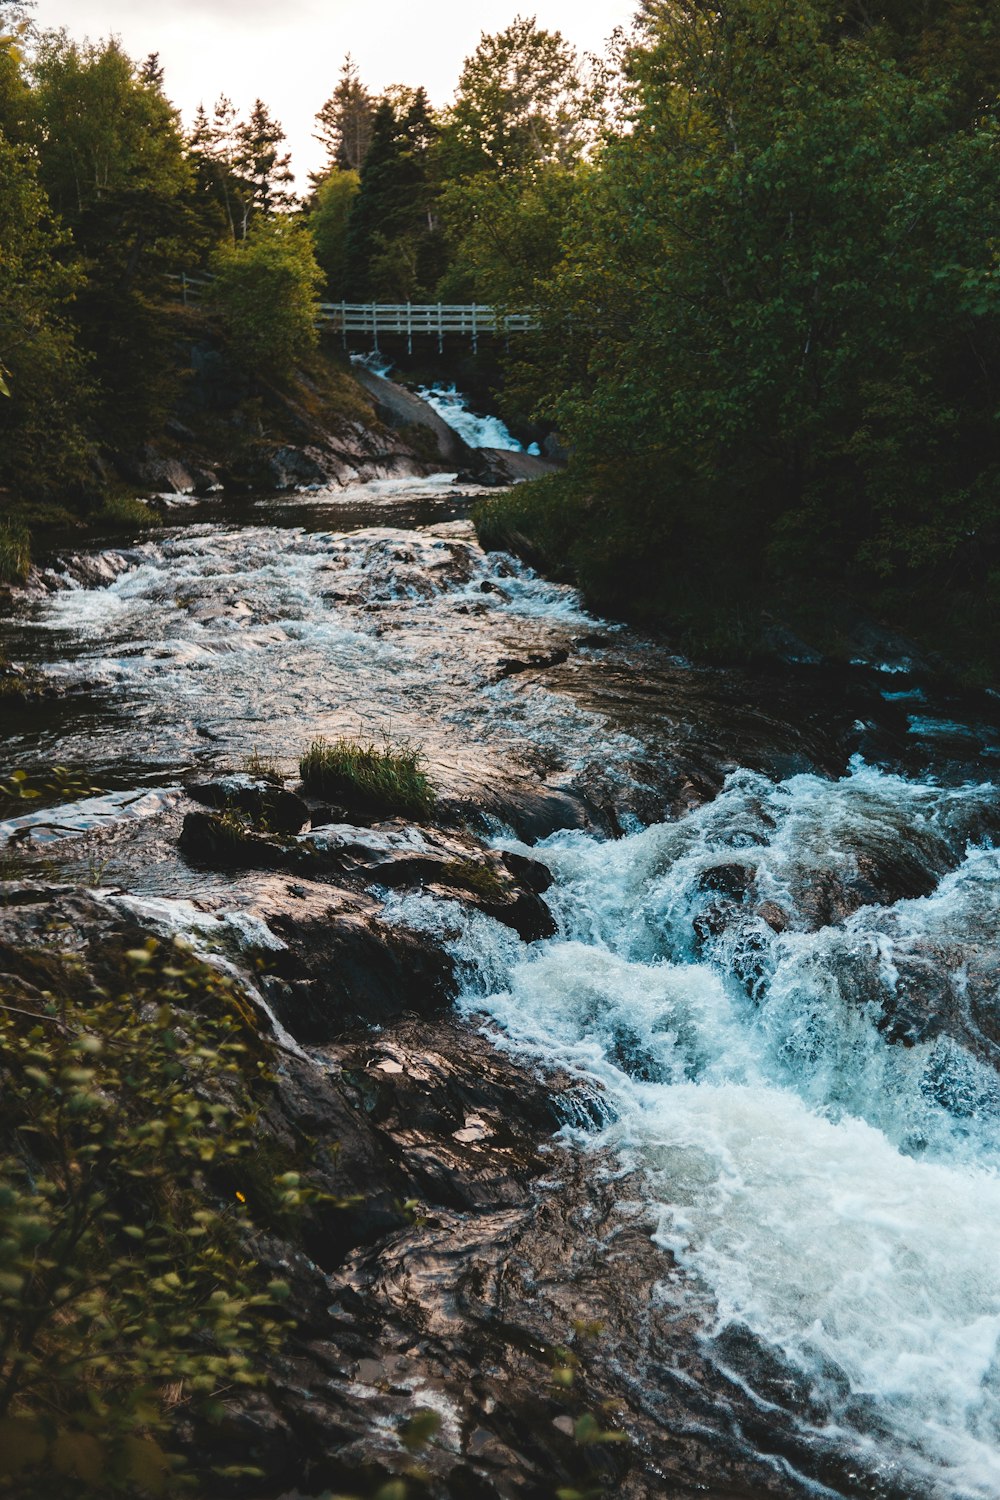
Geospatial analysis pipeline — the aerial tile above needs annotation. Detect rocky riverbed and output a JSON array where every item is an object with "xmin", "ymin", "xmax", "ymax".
[{"xmin": 3, "ymin": 464, "xmax": 1000, "ymax": 1499}]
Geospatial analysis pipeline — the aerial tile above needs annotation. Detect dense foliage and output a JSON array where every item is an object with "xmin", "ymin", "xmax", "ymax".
[
  {"xmin": 0, "ymin": 5, "xmax": 318, "ymax": 554},
  {"xmin": 477, "ymin": 1, "xmax": 1000, "ymax": 676},
  {"xmin": 0, "ymin": 937, "xmax": 300, "ymax": 1497},
  {"xmin": 211, "ymin": 219, "xmax": 321, "ymax": 374}
]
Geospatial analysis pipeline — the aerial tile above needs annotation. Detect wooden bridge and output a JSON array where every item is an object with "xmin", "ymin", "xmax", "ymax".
[
  {"xmin": 320, "ymin": 302, "xmax": 537, "ymax": 354},
  {"xmin": 171, "ymin": 275, "xmax": 535, "ymax": 353}
]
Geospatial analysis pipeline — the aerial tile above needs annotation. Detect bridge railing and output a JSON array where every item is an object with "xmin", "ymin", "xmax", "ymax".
[
  {"xmin": 319, "ymin": 302, "xmax": 537, "ymax": 352},
  {"xmin": 166, "ymin": 277, "xmax": 537, "ymax": 350}
]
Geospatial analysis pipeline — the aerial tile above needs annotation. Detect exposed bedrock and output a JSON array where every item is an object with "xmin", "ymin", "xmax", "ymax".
[{"xmin": 0, "ymin": 879, "xmax": 877, "ymax": 1500}]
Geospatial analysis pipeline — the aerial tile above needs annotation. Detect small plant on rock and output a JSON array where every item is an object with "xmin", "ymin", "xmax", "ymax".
[
  {"xmin": 299, "ymin": 737, "xmax": 436, "ymax": 821},
  {"xmin": 0, "ymin": 522, "xmax": 30, "ymax": 585}
]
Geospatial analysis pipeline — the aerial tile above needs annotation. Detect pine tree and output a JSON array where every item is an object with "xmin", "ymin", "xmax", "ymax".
[
  {"xmin": 315, "ymin": 55, "xmax": 374, "ymax": 173},
  {"xmin": 234, "ymin": 99, "xmax": 295, "ymax": 231}
]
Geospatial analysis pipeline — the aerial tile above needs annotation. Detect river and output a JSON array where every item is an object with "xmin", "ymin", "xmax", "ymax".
[{"xmin": 3, "ymin": 467, "xmax": 1000, "ymax": 1498}]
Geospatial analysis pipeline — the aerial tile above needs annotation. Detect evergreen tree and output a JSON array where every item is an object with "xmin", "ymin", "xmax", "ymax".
[
  {"xmin": 315, "ymin": 55, "xmax": 373, "ymax": 173},
  {"xmin": 343, "ymin": 91, "xmax": 442, "ymax": 300},
  {"xmin": 234, "ymin": 99, "xmax": 295, "ymax": 227},
  {"xmin": 188, "ymin": 95, "xmax": 242, "ymax": 240},
  {"xmin": 190, "ymin": 95, "xmax": 294, "ymax": 241}
]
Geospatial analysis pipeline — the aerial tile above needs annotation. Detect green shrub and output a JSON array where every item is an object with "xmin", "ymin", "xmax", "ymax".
[
  {"xmin": 0, "ymin": 939, "xmax": 299, "ymax": 1496},
  {"xmin": 91, "ymin": 493, "xmax": 155, "ymax": 531},
  {"xmin": 211, "ymin": 220, "xmax": 322, "ymax": 379},
  {"xmin": 299, "ymin": 737, "xmax": 435, "ymax": 821}
]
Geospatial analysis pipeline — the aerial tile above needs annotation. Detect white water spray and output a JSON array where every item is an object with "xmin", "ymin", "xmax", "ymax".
[{"xmin": 390, "ymin": 762, "xmax": 1000, "ymax": 1498}]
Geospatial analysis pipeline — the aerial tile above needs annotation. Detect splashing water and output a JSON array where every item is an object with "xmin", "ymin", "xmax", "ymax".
[
  {"xmin": 416, "ymin": 384, "xmax": 540, "ymax": 453},
  {"xmin": 389, "ymin": 761, "xmax": 1000, "ymax": 1498}
]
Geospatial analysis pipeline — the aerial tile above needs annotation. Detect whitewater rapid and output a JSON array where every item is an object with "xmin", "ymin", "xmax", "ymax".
[
  {"xmin": 387, "ymin": 762, "xmax": 1000, "ymax": 1499},
  {"xmin": 415, "ymin": 384, "xmax": 541, "ymax": 453}
]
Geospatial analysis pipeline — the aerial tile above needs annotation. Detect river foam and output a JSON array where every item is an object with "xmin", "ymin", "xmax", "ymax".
[{"xmin": 386, "ymin": 760, "xmax": 1000, "ymax": 1497}]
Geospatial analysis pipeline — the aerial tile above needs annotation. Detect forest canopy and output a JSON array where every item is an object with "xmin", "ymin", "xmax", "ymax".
[{"xmin": 2, "ymin": 0, "xmax": 999, "ymax": 673}]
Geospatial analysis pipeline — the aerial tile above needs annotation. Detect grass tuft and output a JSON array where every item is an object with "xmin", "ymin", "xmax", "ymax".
[
  {"xmin": 92, "ymin": 492, "xmax": 156, "ymax": 530},
  {"xmin": 299, "ymin": 737, "xmax": 435, "ymax": 821},
  {"xmin": 0, "ymin": 520, "xmax": 31, "ymax": 584},
  {"xmin": 242, "ymin": 747, "xmax": 282, "ymax": 782}
]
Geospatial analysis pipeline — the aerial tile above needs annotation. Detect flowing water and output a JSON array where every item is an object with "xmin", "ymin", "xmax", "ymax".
[
  {"xmin": 3, "ymin": 467, "xmax": 1000, "ymax": 1498},
  {"xmin": 415, "ymin": 383, "xmax": 542, "ymax": 453}
]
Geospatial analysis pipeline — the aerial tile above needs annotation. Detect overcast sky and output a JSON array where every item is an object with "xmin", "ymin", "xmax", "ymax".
[{"xmin": 31, "ymin": 1, "xmax": 637, "ymax": 183}]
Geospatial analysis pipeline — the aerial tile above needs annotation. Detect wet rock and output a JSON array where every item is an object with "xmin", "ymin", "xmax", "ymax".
[
  {"xmin": 179, "ymin": 810, "xmax": 290, "ymax": 869},
  {"xmin": 185, "ymin": 774, "xmax": 310, "ymax": 835},
  {"xmin": 696, "ymin": 862, "xmax": 755, "ymax": 901},
  {"xmin": 260, "ymin": 906, "xmax": 456, "ymax": 1039},
  {"xmin": 178, "ymin": 810, "xmax": 557, "ymax": 942},
  {"xmin": 121, "ymin": 446, "xmax": 197, "ymax": 494},
  {"xmin": 758, "ymin": 900, "xmax": 790, "ymax": 933},
  {"xmin": 352, "ymin": 368, "xmax": 474, "ymax": 468},
  {"xmin": 494, "ymin": 647, "xmax": 569, "ymax": 680},
  {"xmin": 0, "ymin": 657, "xmax": 55, "ymax": 702},
  {"xmin": 0, "ymin": 884, "xmax": 900, "ymax": 1499},
  {"xmin": 46, "ymin": 550, "xmax": 139, "ymax": 591},
  {"xmin": 441, "ymin": 781, "xmax": 606, "ymax": 842},
  {"xmin": 265, "ymin": 445, "xmax": 330, "ymax": 490},
  {"xmin": 472, "ymin": 447, "xmax": 562, "ymax": 484},
  {"xmin": 302, "ymin": 823, "xmax": 555, "ymax": 940}
]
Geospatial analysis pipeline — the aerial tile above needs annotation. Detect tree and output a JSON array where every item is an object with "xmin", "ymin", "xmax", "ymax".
[
  {"xmin": 210, "ymin": 218, "xmax": 322, "ymax": 376},
  {"xmin": 30, "ymin": 34, "xmax": 189, "ymax": 221},
  {"xmin": 30, "ymin": 33, "xmax": 194, "ymax": 447},
  {"xmin": 436, "ymin": 19, "xmax": 592, "ymax": 305},
  {"xmin": 502, "ymin": 0, "xmax": 1000, "ymax": 671},
  {"xmin": 308, "ymin": 166, "xmax": 359, "ymax": 296},
  {"xmin": 315, "ymin": 54, "xmax": 374, "ymax": 174},
  {"xmin": 440, "ymin": 16, "xmax": 588, "ymax": 181},
  {"xmin": 190, "ymin": 95, "xmax": 294, "ymax": 242},
  {"xmin": 188, "ymin": 95, "xmax": 243, "ymax": 240},
  {"xmin": 0, "ymin": 29, "xmax": 90, "ymax": 499},
  {"xmin": 343, "ymin": 91, "xmax": 443, "ymax": 300},
  {"xmin": 234, "ymin": 98, "xmax": 295, "ymax": 228}
]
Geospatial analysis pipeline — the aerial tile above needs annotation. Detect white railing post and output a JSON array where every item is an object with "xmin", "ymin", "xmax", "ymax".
[{"xmin": 437, "ymin": 302, "xmax": 443, "ymax": 355}]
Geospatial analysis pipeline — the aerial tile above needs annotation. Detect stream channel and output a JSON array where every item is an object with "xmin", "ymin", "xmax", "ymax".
[{"xmin": 3, "ymin": 454, "xmax": 1000, "ymax": 1499}]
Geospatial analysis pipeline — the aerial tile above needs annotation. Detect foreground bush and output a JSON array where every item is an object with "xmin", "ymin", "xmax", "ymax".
[
  {"xmin": 0, "ymin": 939, "xmax": 298, "ymax": 1496},
  {"xmin": 299, "ymin": 737, "xmax": 436, "ymax": 821}
]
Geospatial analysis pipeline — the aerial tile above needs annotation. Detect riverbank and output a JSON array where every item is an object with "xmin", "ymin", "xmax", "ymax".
[
  {"xmin": 0, "ymin": 313, "xmax": 557, "ymax": 592},
  {"xmin": 472, "ymin": 473, "xmax": 1000, "ymax": 690}
]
